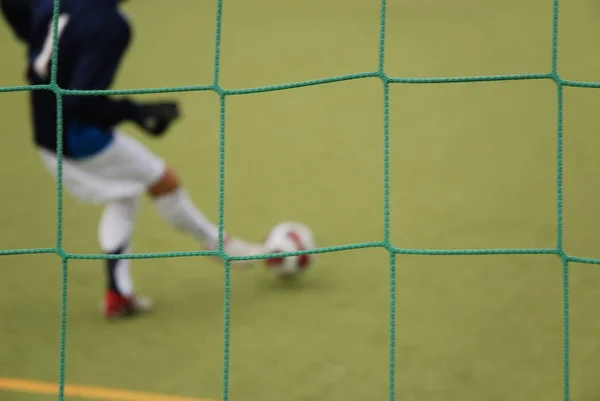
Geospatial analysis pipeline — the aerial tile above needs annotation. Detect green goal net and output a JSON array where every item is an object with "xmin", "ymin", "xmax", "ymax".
[{"xmin": 0, "ymin": 0, "xmax": 596, "ymax": 400}]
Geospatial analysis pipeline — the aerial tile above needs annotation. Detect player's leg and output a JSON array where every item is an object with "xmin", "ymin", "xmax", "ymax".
[
  {"xmin": 98, "ymin": 195, "xmax": 153, "ymax": 318},
  {"xmin": 98, "ymin": 196, "xmax": 138, "ymax": 298},
  {"xmin": 147, "ymin": 166, "xmax": 265, "ymax": 262},
  {"xmin": 146, "ymin": 167, "xmax": 218, "ymax": 247},
  {"xmin": 88, "ymin": 133, "xmax": 262, "ymax": 319},
  {"xmin": 38, "ymin": 144, "xmax": 153, "ymax": 318},
  {"xmin": 97, "ymin": 142, "xmax": 263, "ymax": 318}
]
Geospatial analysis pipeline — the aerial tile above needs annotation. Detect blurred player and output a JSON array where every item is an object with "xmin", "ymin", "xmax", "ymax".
[{"xmin": 1, "ymin": 0, "xmax": 264, "ymax": 319}]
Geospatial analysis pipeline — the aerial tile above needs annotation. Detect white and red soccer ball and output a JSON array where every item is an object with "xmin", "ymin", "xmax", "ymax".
[{"xmin": 264, "ymin": 222, "xmax": 316, "ymax": 278}]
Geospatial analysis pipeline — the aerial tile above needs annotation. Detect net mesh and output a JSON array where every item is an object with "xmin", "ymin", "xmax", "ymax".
[{"xmin": 0, "ymin": 0, "xmax": 596, "ymax": 400}]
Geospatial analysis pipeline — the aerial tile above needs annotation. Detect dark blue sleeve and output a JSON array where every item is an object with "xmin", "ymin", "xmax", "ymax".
[
  {"xmin": 61, "ymin": 10, "xmax": 141, "ymax": 129},
  {"xmin": 0, "ymin": 0, "xmax": 31, "ymax": 42},
  {"xmin": 62, "ymin": 47, "xmax": 141, "ymax": 129}
]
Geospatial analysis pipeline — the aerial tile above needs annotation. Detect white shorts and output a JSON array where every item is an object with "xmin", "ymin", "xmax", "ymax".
[{"xmin": 38, "ymin": 132, "xmax": 166, "ymax": 204}]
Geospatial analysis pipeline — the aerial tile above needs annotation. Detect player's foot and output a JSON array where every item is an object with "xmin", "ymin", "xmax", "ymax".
[
  {"xmin": 225, "ymin": 236, "xmax": 265, "ymax": 265},
  {"xmin": 206, "ymin": 236, "xmax": 265, "ymax": 267},
  {"xmin": 103, "ymin": 291, "xmax": 153, "ymax": 319}
]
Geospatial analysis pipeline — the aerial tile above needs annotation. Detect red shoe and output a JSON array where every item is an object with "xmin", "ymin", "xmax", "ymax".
[{"xmin": 103, "ymin": 291, "xmax": 153, "ymax": 319}]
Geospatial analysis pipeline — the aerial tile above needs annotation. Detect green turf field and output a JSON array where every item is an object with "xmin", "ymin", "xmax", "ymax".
[{"xmin": 1, "ymin": 0, "xmax": 600, "ymax": 400}]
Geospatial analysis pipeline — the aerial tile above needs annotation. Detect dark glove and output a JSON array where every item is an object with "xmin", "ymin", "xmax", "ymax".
[{"xmin": 135, "ymin": 102, "xmax": 180, "ymax": 136}]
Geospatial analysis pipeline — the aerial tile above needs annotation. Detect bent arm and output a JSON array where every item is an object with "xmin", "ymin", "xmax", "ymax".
[{"xmin": 62, "ymin": 44, "xmax": 141, "ymax": 129}]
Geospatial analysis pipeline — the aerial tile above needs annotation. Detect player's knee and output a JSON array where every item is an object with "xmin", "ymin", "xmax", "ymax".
[{"xmin": 148, "ymin": 166, "xmax": 180, "ymax": 197}]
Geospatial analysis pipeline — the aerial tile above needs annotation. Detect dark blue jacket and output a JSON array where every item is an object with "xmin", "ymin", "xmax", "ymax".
[{"xmin": 1, "ymin": 0, "xmax": 141, "ymax": 158}]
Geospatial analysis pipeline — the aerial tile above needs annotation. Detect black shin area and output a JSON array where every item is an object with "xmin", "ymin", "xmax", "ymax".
[{"xmin": 106, "ymin": 244, "xmax": 128, "ymax": 294}]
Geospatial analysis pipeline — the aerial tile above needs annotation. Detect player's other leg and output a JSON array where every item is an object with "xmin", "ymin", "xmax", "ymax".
[
  {"xmin": 39, "ymin": 140, "xmax": 152, "ymax": 318},
  {"xmin": 98, "ymin": 195, "xmax": 153, "ymax": 319}
]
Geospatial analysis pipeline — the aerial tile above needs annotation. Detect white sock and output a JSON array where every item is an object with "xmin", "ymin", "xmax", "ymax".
[
  {"xmin": 98, "ymin": 197, "xmax": 138, "ymax": 297},
  {"xmin": 153, "ymin": 187, "xmax": 219, "ymax": 245}
]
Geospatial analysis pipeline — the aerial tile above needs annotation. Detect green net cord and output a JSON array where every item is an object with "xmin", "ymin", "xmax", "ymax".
[{"xmin": 0, "ymin": 0, "xmax": 590, "ymax": 400}]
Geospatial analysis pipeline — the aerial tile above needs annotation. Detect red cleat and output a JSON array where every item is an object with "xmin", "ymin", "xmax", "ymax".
[{"xmin": 103, "ymin": 291, "xmax": 153, "ymax": 319}]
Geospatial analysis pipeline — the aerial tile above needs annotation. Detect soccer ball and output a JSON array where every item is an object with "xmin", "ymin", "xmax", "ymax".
[{"xmin": 264, "ymin": 222, "xmax": 316, "ymax": 278}]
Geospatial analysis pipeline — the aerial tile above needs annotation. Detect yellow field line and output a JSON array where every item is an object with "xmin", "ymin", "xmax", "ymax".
[{"xmin": 0, "ymin": 377, "xmax": 214, "ymax": 401}]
